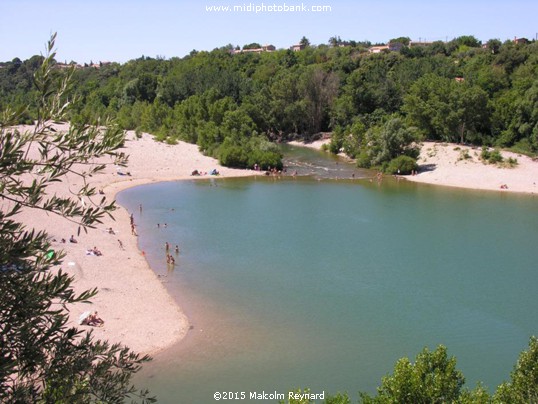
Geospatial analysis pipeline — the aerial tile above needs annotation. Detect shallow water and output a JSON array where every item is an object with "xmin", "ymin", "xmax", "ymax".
[{"xmin": 117, "ymin": 150, "xmax": 538, "ymax": 403}]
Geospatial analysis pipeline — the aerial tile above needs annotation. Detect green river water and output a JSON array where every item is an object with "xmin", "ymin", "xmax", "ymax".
[{"xmin": 117, "ymin": 145, "xmax": 538, "ymax": 403}]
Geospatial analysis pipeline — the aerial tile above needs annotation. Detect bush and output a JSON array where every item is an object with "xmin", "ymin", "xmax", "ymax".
[
  {"xmin": 218, "ymin": 144, "xmax": 249, "ymax": 168},
  {"xmin": 481, "ymin": 146, "xmax": 503, "ymax": 164},
  {"xmin": 385, "ymin": 155, "xmax": 418, "ymax": 175},
  {"xmin": 248, "ymin": 149, "xmax": 283, "ymax": 170},
  {"xmin": 328, "ymin": 137, "xmax": 343, "ymax": 154},
  {"xmin": 458, "ymin": 149, "xmax": 471, "ymax": 161},
  {"xmin": 509, "ymin": 138, "xmax": 535, "ymax": 157},
  {"xmin": 506, "ymin": 157, "xmax": 518, "ymax": 167},
  {"xmin": 356, "ymin": 151, "xmax": 371, "ymax": 169}
]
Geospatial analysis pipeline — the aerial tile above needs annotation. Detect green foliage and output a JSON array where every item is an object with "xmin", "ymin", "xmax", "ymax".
[
  {"xmin": 328, "ymin": 126, "xmax": 344, "ymax": 154},
  {"xmin": 217, "ymin": 135, "xmax": 283, "ymax": 170},
  {"xmin": 403, "ymin": 74, "xmax": 490, "ymax": 144},
  {"xmin": 218, "ymin": 140, "xmax": 249, "ymax": 168},
  {"xmin": 243, "ymin": 42, "xmax": 262, "ymax": 50},
  {"xmin": 385, "ymin": 155, "xmax": 418, "ymax": 175},
  {"xmin": 1, "ymin": 31, "xmax": 537, "ymax": 166},
  {"xmin": 389, "ymin": 37, "xmax": 411, "ymax": 46},
  {"xmin": 360, "ymin": 345, "xmax": 466, "ymax": 404},
  {"xmin": 0, "ymin": 34, "xmax": 153, "ymax": 403},
  {"xmin": 506, "ymin": 157, "xmax": 518, "ymax": 167},
  {"xmin": 292, "ymin": 338, "xmax": 538, "ymax": 403},
  {"xmin": 509, "ymin": 138, "xmax": 535, "ymax": 156},
  {"xmin": 481, "ymin": 147, "xmax": 504, "ymax": 164},
  {"xmin": 494, "ymin": 336, "xmax": 538, "ymax": 403},
  {"xmin": 356, "ymin": 116, "xmax": 420, "ymax": 169}
]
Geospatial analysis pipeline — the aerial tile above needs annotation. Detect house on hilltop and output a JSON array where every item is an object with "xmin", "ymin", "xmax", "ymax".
[
  {"xmin": 409, "ymin": 41, "xmax": 434, "ymax": 47},
  {"xmin": 290, "ymin": 43, "xmax": 306, "ymax": 52},
  {"xmin": 232, "ymin": 44, "xmax": 276, "ymax": 54},
  {"xmin": 513, "ymin": 37, "xmax": 529, "ymax": 45},
  {"xmin": 368, "ymin": 45, "xmax": 389, "ymax": 53}
]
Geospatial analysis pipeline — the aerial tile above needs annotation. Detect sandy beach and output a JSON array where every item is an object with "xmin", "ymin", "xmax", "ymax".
[
  {"xmin": 406, "ymin": 141, "xmax": 538, "ymax": 195},
  {"xmin": 14, "ymin": 124, "xmax": 255, "ymax": 355}
]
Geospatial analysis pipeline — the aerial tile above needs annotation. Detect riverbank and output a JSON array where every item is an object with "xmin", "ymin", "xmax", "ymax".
[
  {"xmin": 407, "ymin": 142, "xmax": 538, "ymax": 194},
  {"xmin": 290, "ymin": 139, "xmax": 538, "ymax": 195},
  {"xmin": 15, "ymin": 124, "xmax": 255, "ymax": 355}
]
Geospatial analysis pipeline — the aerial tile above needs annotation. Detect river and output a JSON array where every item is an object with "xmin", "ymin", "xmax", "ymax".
[{"xmin": 117, "ymin": 145, "xmax": 538, "ymax": 403}]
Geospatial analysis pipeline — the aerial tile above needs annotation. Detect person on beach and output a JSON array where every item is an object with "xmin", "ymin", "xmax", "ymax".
[
  {"xmin": 88, "ymin": 311, "xmax": 104, "ymax": 327},
  {"xmin": 175, "ymin": 245, "xmax": 180, "ymax": 254},
  {"xmin": 131, "ymin": 223, "xmax": 137, "ymax": 235},
  {"xmin": 79, "ymin": 311, "xmax": 104, "ymax": 327},
  {"xmin": 118, "ymin": 239, "xmax": 124, "ymax": 250},
  {"xmin": 69, "ymin": 235, "xmax": 77, "ymax": 243},
  {"xmin": 167, "ymin": 254, "xmax": 175, "ymax": 265},
  {"xmin": 165, "ymin": 242, "xmax": 170, "ymax": 252}
]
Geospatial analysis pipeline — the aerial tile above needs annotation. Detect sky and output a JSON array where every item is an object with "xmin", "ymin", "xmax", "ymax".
[{"xmin": 1, "ymin": 0, "xmax": 537, "ymax": 64}]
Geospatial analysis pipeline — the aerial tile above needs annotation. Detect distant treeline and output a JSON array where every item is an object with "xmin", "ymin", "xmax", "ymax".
[{"xmin": 1, "ymin": 36, "xmax": 537, "ymax": 170}]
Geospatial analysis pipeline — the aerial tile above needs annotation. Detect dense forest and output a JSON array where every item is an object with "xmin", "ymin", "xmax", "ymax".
[{"xmin": 1, "ymin": 35, "xmax": 537, "ymax": 172}]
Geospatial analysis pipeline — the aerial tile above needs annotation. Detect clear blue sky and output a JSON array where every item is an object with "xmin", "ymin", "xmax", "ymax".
[{"xmin": 1, "ymin": 0, "xmax": 537, "ymax": 64}]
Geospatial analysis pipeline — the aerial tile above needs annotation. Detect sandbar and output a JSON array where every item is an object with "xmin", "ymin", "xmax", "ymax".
[
  {"xmin": 406, "ymin": 142, "xmax": 538, "ymax": 195},
  {"xmin": 13, "ymin": 124, "xmax": 255, "ymax": 355}
]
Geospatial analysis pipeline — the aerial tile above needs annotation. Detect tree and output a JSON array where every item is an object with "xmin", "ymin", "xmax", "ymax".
[
  {"xmin": 243, "ymin": 42, "xmax": 262, "ymax": 50},
  {"xmin": 357, "ymin": 116, "xmax": 420, "ymax": 168},
  {"xmin": 0, "ymin": 34, "xmax": 154, "ymax": 403},
  {"xmin": 299, "ymin": 66, "xmax": 340, "ymax": 135},
  {"xmin": 360, "ymin": 345, "xmax": 467, "ymax": 403},
  {"xmin": 389, "ymin": 36, "xmax": 411, "ymax": 46},
  {"xmin": 486, "ymin": 39, "xmax": 502, "ymax": 54},
  {"xmin": 494, "ymin": 336, "xmax": 538, "ymax": 403},
  {"xmin": 403, "ymin": 74, "xmax": 489, "ymax": 143},
  {"xmin": 299, "ymin": 36, "xmax": 311, "ymax": 48},
  {"xmin": 329, "ymin": 36, "xmax": 342, "ymax": 47}
]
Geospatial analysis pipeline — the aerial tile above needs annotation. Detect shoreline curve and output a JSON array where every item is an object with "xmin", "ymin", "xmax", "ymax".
[{"xmin": 15, "ymin": 124, "xmax": 257, "ymax": 355}]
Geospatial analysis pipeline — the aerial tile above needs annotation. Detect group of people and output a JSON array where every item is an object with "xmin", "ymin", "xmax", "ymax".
[
  {"xmin": 191, "ymin": 168, "xmax": 220, "ymax": 176},
  {"xmin": 79, "ymin": 311, "xmax": 104, "ymax": 327},
  {"xmin": 54, "ymin": 234, "xmax": 78, "ymax": 244},
  {"xmin": 55, "ymin": 234, "xmax": 105, "ymax": 256},
  {"xmin": 165, "ymin": 242, "xmax": 180, "ymax": 266},
  {"xmin": 86, "ymin": 246, "xmax": 103, "ymax": 256}
]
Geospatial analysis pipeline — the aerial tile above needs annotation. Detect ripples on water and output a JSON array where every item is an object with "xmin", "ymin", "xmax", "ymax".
[{"xmin": 280, "ymin": 143, "xmax": 372, "ymax": 180}]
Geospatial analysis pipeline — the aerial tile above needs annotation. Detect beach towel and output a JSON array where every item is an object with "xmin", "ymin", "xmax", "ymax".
[{"xmin": 79, "ymin": 311, "xmax": 91, "ymax": 325}]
